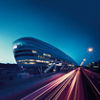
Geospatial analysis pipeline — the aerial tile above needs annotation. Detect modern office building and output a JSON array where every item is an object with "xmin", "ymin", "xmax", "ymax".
[{"xmin": 13, "ymin": 37, "xmax": 77, "ymax": 73}]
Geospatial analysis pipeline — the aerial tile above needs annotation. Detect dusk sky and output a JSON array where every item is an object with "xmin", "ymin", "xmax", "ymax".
[{"xmin": 0, "ymin": 0, "xmax": 100, "ymax": 65}]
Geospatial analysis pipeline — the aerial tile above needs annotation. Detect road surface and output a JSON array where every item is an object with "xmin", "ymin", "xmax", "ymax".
[{"xmin": 21, "ymin": 67, "xmax": 100, "ymax": 100}]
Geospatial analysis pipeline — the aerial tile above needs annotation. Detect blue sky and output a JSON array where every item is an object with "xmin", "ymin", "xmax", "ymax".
[{"xmin": 0, "ymin": 0, "xmax": 100, "ymax": 65}]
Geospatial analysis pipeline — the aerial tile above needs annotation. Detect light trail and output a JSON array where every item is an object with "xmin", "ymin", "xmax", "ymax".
[
  {"xmin": 66, "ymin": 69, "xmax": 79, "ymax": 100},
  {"xmin": 21, "ymin": 70, "xmax": 76, "ymax": 100},
  {"xmin": 45, "ymin": 74, "xmax": 74, "ymax": 100},
  {"xmin": 52, "ymin": 71, "xmax": 76, "ymax": 100},
  {"xmin": 20, "ymin": 67, "xmax": 100, "ymax": 100}
]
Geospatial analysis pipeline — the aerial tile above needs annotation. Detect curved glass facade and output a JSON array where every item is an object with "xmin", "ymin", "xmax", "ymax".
[{"xmin": 13, "ymin": 37, "xmax": 77, "ymax": 73}]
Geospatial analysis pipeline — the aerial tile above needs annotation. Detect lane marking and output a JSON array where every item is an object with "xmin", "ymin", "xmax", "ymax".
[{"xmin": 83, "ymin": 70, "xmax": 100, "ymax": 96}]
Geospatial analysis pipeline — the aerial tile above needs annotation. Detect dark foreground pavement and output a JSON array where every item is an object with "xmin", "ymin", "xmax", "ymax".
[{"xmin": 1, "ymin": 68, "xmax": 100, "ymax": 100}]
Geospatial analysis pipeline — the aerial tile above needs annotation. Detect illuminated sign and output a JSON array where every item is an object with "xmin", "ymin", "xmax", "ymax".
[{"xmin": 93, "ymin": 66, "xmax": 99, "ymax": 68}]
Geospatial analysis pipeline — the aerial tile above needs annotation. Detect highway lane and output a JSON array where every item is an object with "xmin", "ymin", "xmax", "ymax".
[
  {"xmin": 83, "ymin": 68, "xmax": 100, "ymax": 92},
  {"xmin": 21, "ymin": 70, "xmax": 77, "ymax": 100},
  {"xmin": 82, "ymin": 68, "xmax": 100, "ymax": 100},
  {"xmin": 21, "ymin": 67, "xmax": 100, "ymax": 100}
]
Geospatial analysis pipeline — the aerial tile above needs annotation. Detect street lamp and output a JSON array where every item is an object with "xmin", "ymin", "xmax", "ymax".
[
  {"xmin": 87, "ymin": 47, "xmax": 94, "ymax": 66},
  {"xmin": 88, "ymin": 48, "xmax": 93, "ymax": 52},
  {"xmin": 80, "ymin": 58, "xmax": 86, "ymax": 66},
  {"xmin": 83, "ymin": 58, "xmax": 86, "ymax": 61},
  {"xmin": 80, "ymin": 47, "xmax": 93, "ymax": 66}
]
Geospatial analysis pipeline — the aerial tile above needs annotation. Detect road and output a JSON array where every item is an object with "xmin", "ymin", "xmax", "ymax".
[{"xmin": 20, "ymin": 67, "xmax": 100, "ymax": 100}]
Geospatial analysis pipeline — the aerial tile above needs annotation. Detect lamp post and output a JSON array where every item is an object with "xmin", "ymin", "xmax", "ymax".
[
  {"xmin": 88, "ymin": 47, "xmax": 93, "ymax": 67},
  {"xmin": 80, "ymin": 48, "xmax": 93, "ymax": 67},
  {"xmin": 80, "ymin": 58, "xmax": 86, "ymax": 66}
]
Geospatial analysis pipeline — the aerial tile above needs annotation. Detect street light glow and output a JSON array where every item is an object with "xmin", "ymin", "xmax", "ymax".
[
  {"xmin": 80, "ymin": 58, "xmax": 86, "ymax": 66},
  {"xmin": 83, "ymin": 58, "xmax": 86, "ymax": 61},
  {"xmin": 88, "ymin": 48, "xmax": 93, "ymax": 52}
]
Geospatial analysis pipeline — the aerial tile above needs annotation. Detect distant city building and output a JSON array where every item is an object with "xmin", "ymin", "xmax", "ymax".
[
  {"xmin": 13, "ymin": 37, "xmax": 77, "ymax": 73},
  {"xmin": 86, "ymin": 61, "xmax": 100, "ymax": 73}
]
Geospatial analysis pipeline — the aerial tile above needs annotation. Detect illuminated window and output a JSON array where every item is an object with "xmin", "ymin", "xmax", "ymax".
[
  {"xmin": 29, "ymin": 59, "xmax": 35, "ymax": 61},
  {"xmin": 29, "ymin": 62, "xmax": 35, "ymax": 64},
  {"xmin": 24, "ymin": 62, "xmax": 35, "ymax": 64},
  {"xmin": 56, "ymin": 63, "xmax": 62, "ymax": 66},
  {"xmin": 43, "ymin": 53, "xmax": 51, "ymax": 57},
  {"xmin": 32, "ymin": 50, "xmax": 37, "ymax": 53}
]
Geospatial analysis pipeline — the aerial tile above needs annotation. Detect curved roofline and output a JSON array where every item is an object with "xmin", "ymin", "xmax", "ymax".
[{"xmin": 13, "ymin": 37, "xmax": 77, "ymax": 65}]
